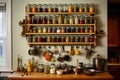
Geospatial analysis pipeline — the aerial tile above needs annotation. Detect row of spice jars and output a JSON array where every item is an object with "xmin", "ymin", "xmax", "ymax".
[
  {"xmin": 27, "ymin": 35, "xmax": 94, "ymax": 42},
  {"xmin": 26, "ymin": 3, "xmax": 95, "ymax": 13},
  {"xmin": 30, "ymin": 26, "xmax": 94, "ymax": 33},
  {"xmin": 26, "ymin": 15, "xmax": 94, "ymax": 24}
]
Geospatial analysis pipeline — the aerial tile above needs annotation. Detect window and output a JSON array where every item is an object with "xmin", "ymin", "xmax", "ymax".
[{"xmin": 0, "ymin": 0, "xmax": 11, "ymax": 71}]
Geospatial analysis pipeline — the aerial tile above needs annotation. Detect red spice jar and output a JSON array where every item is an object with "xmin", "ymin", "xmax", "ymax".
[
  {"xmin": 37, "ymin": 36, "xmax": 42, "ymax": 42},
  {"xmin": 89, "ymin": 36, "xmax": 94, "ymax": 42}
]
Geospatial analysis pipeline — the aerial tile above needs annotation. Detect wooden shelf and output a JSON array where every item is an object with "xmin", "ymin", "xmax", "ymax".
[
  {"xmin": 26, "ymin": 24, "xmax": 95, "ymax": 26},
  {"xmin": 26, "ymin": 33, "xmax": 95, "ymax": 35},
  {"xmin": 26, "ymin": 12, "xmax": 95, "ymax": 15},
  {"xmin": 107, "ymin": 63, "xmax": 120, "ymax": 66},
  {"xmin": 96, "ymin": 33, "xmax": 104, "ymax": 37},
  {"xmin": 28, "ymin": 42, "xmax": 95, "ymax": 45}
]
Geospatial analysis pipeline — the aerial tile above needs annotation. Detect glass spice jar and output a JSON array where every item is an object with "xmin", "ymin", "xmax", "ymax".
[
  {"xmin": 89, "ymin": 26, "xmax": 94, "ymax": 33},
  {"xmin": 84, "ymin": 15, "xmax": 89, "ymax": 24},
  {"xmin": 32, "ymin": 27, "xmax": 37, "ymax": 33},
  {"xmin": 57, "ymin": 27, "xmax": 61, "ymax": 33},
  {"xmin": 71, "ymin": 27, "xmax": 75, "ymax": 32},
  {"xmin": 89, "ymin": 36, "xmax": 94, "ymax": 42},
  {"xmin": 63, "ymin": 4, "xmax": 68, "ymax": 12},
  {"xmin": 80, "ymin": 36, "xmax": 84, "ymax": 42},
  {"xmin": 75, "ymin": 27, "xmax": 79, "ymax": 33},
  {"xmin": 48, "ymin": 4, "xmax": 53, "ymax": 12},
  {"xmin": 56, "ymin": 36, "xmax": 61, "ymax": 42},
  {"xmin": 53, "ymin": 4, "xmax": 58, "ymax": 12},
  {"xmin": 69, "ymin": 15, "xmax": 74, "ymax": 24},
  {"xmin": 52, "ymin": 36, "xmax": 56, "ymax": 42},
  {"xmin": 27, "ymin": 36, "xmax": 32, "ymax": 42},
  {"xmin": 52, "ymin": 27, "xmax": 57, "ymax": 33},
  {"xmin": 58, "ymin": 15, "xmax": 63, "ymax": 24},
  {"xmin": 43, "ymin": 27, "xmax": 47, "ymax": 33},
  {"xmin": 47, "ymin": 27, "xmax": 51, "ymax": 33},
  {"xmin": 66, "ymin": 36, "xmax": 70, "ymax": 42},
  {"xmin": 74, "ymin": 15, "xmax": 79, "ymax": 24},
  {"xmin": 47, "ymin": 36, "xmax": 51, "ymax": 42},
  {"xmin": 68, "ymin": 4, "xmax": 73, "ymax": 12},
  {"xmin": 80, "ymin": 27, "xmax": 85, "ymax": 33},
  {"xmin": 85, "ymin": 27, "xmax": 89, "ymax": 33},
  {"xmin": 52, "ymin": 15, "xmax": 57, "ymax": 24},
  {"xmin": 64, "ymin": 15, "xmax": 68, "ymax": 24},
  {"xmin": 75, "ymin": 36, "xmax": 79, "ymax": 42},
  {"xmin": 26, "ymin": 4, "xmax": 31, "ymax": 12},
  {"xmin": 42, "ymin": 36, "xmax": 47, "ymax": 42},
  {"xmin": 61, "ymin": 36, "xmax": 65, "ymax": 42},
  {"xmin": 32, "ymin": 36, "xmax": 37, "ymax": 42},
  {"xmin": 66, "ymin": 27, "xmax": 70, "ymax": 32},
  {"xmin": 42, "ymin": 4, "xmax": 48, "ymax": 12},
  {"xmin": 84, "ymin": 3, "xmax": 89, "ymax": 12},
  {"xmin": 74, "ymin": 4, "xmax": 79, "ymax": 12},
  {"xmin": 44, "ymin": 64, "xmax": 50, "ymax": 74},
  {"xmin": 38, "ymin": 4, "xmax": 43, "ymax": 12},
  {"xmin": 38, "ymin": 27, "xmax": 42, "ymax": 33},
  {"xmin": 26, "ymin": 15, "xmax": 31, "ymax": 24},
  {"xmin": 89, "ymin": 3, "xmax": 95, "ymax": 12},
  {"xmin": 79, "ymin": 16, "xmax": 84, "ymax": 24},
  {"xmin": 61, "ymin": 27, "xmax": 65, "ymax": 33},
  {"xmin": 42, "ymin": 16, "xmax": 47, "ymax": 24},
  {"xmin": 38, "ymin": 64, "xmax": 44, "ymax": 72},
  {"xmin": 70, "ymin": 36, "xmax": 75, "ymax": 42},
  {"xmin": 58, "ymin": 4, "xmax": 63, "ymax": 12},
  {"xmin": 79, "ymin": 4, "xmax": 84, "ymax": 12},
  {"xmin": 31, "ymin": 15, "xmax": 37, "ymax": 24},
  {"xmin": 85, "ymin": 36, "xmax": 89, "ymax": 42},
  {"xmin": 90, "ymin": 16, "xmax": 94, "ymax": 24},
  {"xmin": 32, "ymin": 4, "xmax": 38, "ymax": 12},
  {"xmin": 37, "ymin": 36, "xmax": 42, "ymax": 42}
]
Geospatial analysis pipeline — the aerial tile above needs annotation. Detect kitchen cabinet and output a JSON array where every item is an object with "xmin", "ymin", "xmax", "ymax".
[
  {"xmin": 108, "ymin": 65, "xmax": 120, "ymax": 80},
  {"xmin": 8, "ymin": 72, "xmax": 113, "ymax": 80},
  {"xmin": 108, "ymin": 15, "xmax": 120, "ymax": 47},
  {"xmin": 19, "ymin": 4, "xmax": 96, "ymax": 46}
]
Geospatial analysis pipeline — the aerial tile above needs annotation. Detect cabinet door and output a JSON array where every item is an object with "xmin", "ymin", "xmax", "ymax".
[{"xmin": 108, "ymin": 16, "xmax": 119, "ymax": 47}]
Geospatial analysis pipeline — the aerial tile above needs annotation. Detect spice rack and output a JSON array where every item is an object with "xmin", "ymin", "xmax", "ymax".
[{"xmin": 19, "ymin": 3, "xmax": 96, "ymax": 46}]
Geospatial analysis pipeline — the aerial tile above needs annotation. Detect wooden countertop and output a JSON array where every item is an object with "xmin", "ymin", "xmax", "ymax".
[{"xmin": 8, "ymin": 72, "xmax": 113, "ymax": 80}]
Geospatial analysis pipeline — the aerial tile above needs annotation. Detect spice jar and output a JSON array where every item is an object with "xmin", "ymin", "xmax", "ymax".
[
  {"xmin": 58, "ymin": 4, "xmax": 63, "ymax": 12},
  {"xmin": 74, "ymin": 15, "xmax": 79, "ymax": 24},
  {"xmin": 42, "ymin": 16, "xmax": 47, "ymax": 24},
  {"xmin": 84, "ymin": 15, "xmax": 89, "ymax": 24},
  {"xmin": 44, "ymin": 64, "xmax": 50, "ymax": 74},
  {"xmin": 85, "ymin": 27, "xmax": 89, "ymax": 33},
  {"xmin": 71, "ymin": 27, "xmax": 75, "ymax": 32},
  {"xmin": 27, "ymin": 36, "xmax": 32, "ymax": 42},
  {"xmin": 32, "ymin": 4, "xmax": 38, "ymax": 12},
  {"xmin": 56, "ymin": 36, "xmax": 61, "ymax": 42},
  {"xmin": 61, "ymin": 27, "xmax": 65, "ymax": 33},
  {"xmin": 90, "ymin": 16, "xmax": 94, "ymax": 24},
  {"xmin": 80, "ymin": 27, "xmax": 85, "ymax": 33},
  {"xmin": 79, "ymin": 4, "xmax": 84, "ymax": 12},
  {"xmin": 75, "ymin": 27, "xmax": 79, "ymax": 33},
  {"xmin": 74, "ymin": 4, "xmax": 79, "ymax": 12},
  {"xmin": 84, "ymin": 3, "xmax": 89, "ymax": 12},
  {"xmin": 85, "ymin": 36, "xmax": 89, "ymax": 42},
  {"xmin": 47, "ymin": 16, "xmax": 52, "ymax": 24},
  {"xmin": 89, "ymin": 26, "xmax": 94, "ymax": 33},
  {"xmin": 42, "ymin": 4, "xmax": 48, "ymax": 12},
  {"xmin": 38, "ymin": 4, "xmax": 43, "ymax": 12},
  {"xmin": 50, "ymin": 63, "xmax": 56, "ymax": 74},
  {"xmin": 38, "ymin": 27, "xmax": 42, "ymax": 33},
  {"xmin": 66, "ymin": 27, "xmax": 70, "ymax": 32},
  {"xmin": 38, "ymin": 64, "xmax": 44, "ymax": 72},
  {"xmin": 80, "ymin": 36, "xmax": 84, "ymax": 42},
  {"xmin": 58, "ymin": 15, "xmax": 63, "ymax": 24},
  {"xmin": 32, "ymin": 36, "xmax": 37, "ymax": 42},
  {"xmin": 26, "ymin": 4, "xmax": 31, "ymax": 12},
  {"xmin": 57, "ymin": 27, "xmax": 61, "ymax": 33},
  {"xmin": 75, "ymin": 36, "xmax": 79, "ymax": 42},
  {"xmin": 69, "ymin": 15, "xmax": 74, "ymax": 24},
  {"xmin": 47, "ymin": 36, "xmax": 51, "ymax": 42},
  {"xmin": 32, "ymin": 27, "xmax": 37, "ymax": 33},
  {"xmin": 37, "ymin": 36, "xmax": 42, "ymax": 42},
  {"xmin": 52, "ymin": 36, "xmax": 56, "ymax": 42},
  {"xmin": 64, "ymin": 15, "xmax": 68, "ymax": 24},
  {"xmin": 53, "ymin": 4, "xmax": 58, "ymax": 12},
  {"xmin": 52, "ymin": 15, "xmax": 57, "ymax": 24},
  {"xmin": 61, "ymin": 36, "xmax": 65, "ymax": 42},
  {"xmin": 89, "ymin": 3, "xmax": 95, "ymax": 12},
  {"xmin": 36, "ymin": 15, "xmax": 41, "ymax": 24},
  {"xmin": 31, "ymin": 15, "xmax": 37, "ymax": 24},
  {"xmin": 42, "ymin": 36, "xmax": 47, "ymax": 42},
  {"xmin": 52, "ymin": 27, "xmax": 57, "ymax": 33},
  {"xmin": 66, "ymin": 36, "xmax": 70, "ymax": 42},
  {"xmin": 47, "ymin": 27, "xmax": 51, "ymax": 33},
  {"xmin": 70, "ymin": 36, "xmax": 75, "ymax": 42},
  {"xmin": 89, "ymin": 36, "xmax": 94, "ymax": 42},
  {"xmin": 26, "ymin": 15, "xmax": 31, "ymax": 24},
  {"xmin": 68, "ymin": 4, "xmax": 73, "ymax": 12},
  {"xmin": 79, "ymin": 16, "xmax": 84, "ymax": 24},
  {"xmin": 43, "ymin": 27, "xmax": 47, "ymax": 33},
  {"xmin": 48, "ymin": 4, "xmax": 53, "ymax": 12},
  {"xmin": 63, "ymin": 4, "xmax": 68, "ymax": 12}
]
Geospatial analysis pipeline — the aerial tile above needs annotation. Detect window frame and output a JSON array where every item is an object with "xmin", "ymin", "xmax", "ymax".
[{"xmin": 0, "ymin": 0, "xmax": 12, "ymax": 71}]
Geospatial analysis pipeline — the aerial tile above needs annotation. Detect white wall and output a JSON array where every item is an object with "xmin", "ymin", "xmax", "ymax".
[{"xmin": 12, "ymin": 0, "xmax": 107, "ymax": 70}]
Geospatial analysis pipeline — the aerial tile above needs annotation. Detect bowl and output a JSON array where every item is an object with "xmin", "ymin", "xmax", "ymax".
[
  {"xmin": 56, "ymin": 69, "xmax": 63, "ymax": 75},
  {"xmin": 84, "ymin": 69, "xmax": 96, "ymax": 76}
]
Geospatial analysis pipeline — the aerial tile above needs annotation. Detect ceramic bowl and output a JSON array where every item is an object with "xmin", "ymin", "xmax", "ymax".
[
  {"xmin": 56, "ymin": 69, "xmax": 63, "ymax": 75},
  {"xmin": 84, "ymin": 69, "xmax": 96, "ymax": 76}
]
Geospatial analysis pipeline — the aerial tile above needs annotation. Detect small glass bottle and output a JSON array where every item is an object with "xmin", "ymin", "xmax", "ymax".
[
  {"xmin": 38, "ymin": 4, "xmax": 43, "ymax": 12},
  {"xmin": 32, "ymin": 36, "xmax": 37, "ymax": 42},
  {"xmin": 84, "ymin": 3, "xmax": 89, "ymax": 12},
  {"xmin": 80, "ymin": 36, "xmax": 84, "ymax": 42},
  {"xmin": 75, "ymin": 36, "xmax": 79, "ymax": 42},
  {"xmin": 56, "ymin": 36, "xmax": 61, "ymax": 42},
  {"xmin": 66, "ymin": 36, "xmax": 69, "ymax": 42},
  {"xmin": 38, "ymin": 27, "xmax": 42, "ymax": 33},
  {"xmin": 43, "ymin": 27, "xmax": 47, "ymax": 33},
  {"xmin": 68, "ymin": 4, "xmax": 73, "ymax": 12},
  {"xmin": 79, "ymin": 4, "xmax": 84, "ymax": 12},
  {"xmin": 71, "ymin": 27, "xmax": 75, "ymax": 32},
  {"xmin": 52, "ymin": 36, "xmax": 56, "ymax": 42},
  {"xmin": 47, "ymin": 27, "xmax": 51, "ymax": 33},
  {"xmin": 75, "ymin": 27, "xmax": 79, "ymax": 33},
  {"xmin": 74, "ymin": 15, "xmax": 79, "ymax": 24},
  {"xmin": 89, "ymin": 3, "xmax": 95, "ymax": 12},
  {"xmin": 64, "ymin": 15, "xmax": 68, "ymax": 24},
  {"xmin": 69, "ymin": 15, "xmax": 74, "ymax": 24},
  {"xmin": 80, "ymin": 27, "xmax": 85, "ymax": 33},
  {"xmin": 58, "ymin": 4, "xmax": 63, "ymax": 12},
  {"xmin": 61, "ymin": 27, "xmax": 65, "ymax": 33},
  {"xmin": 32, "ymin": 27, "xmax": 37, "ymax": 33},
  {"xmin": 63, "ymin": 4, "xmax": 68, "ymax": 12},
  {"xmin": 89, "ymin": 26, "xmax": 94, "ymax": 33},
  {"xmin": 84, "ymin": 15, "xmax": 89, "ymax": 24},
  {"xmin": 42, "ymin": 16, "xmax": 47, "ymax": 24},
  {"xmin": 90, "ymin": 16, "xmax": 94, "ymax": 24},
  {"xmin": 58, "ymin": 15, "xmax": 63, "ymax": 24},
  {"xmin": 42, "ymin": 36, "xmax": 47, "ymax": 42},
  {"xmin": 79, "ymin": 16, "xmax": 84, "ymax": 24},
  {"xmin": 61, "ymin": 36, "xmax": 65, "ymax": 42},
  {"xmin": 53, "ymin": 4, "xmax": 58, "ymax": 12},
  {"xmin": 26, "ymin": 4, "xmax": 31, "ymax": 12},
  {"xmin": 47, "ymin": 36, "xmax": 51, "ymax": 42},
  {"xmin": 26, "ymin": 15, "xmax": 31, "ymax": 24},
  {"xmin": 52, "ymin": 15, "xmax": 57, "ymax": 24},
  {"xmin": 85, "ymin": 36, "xmax": 89, "ymax": 42},
  {"xmin": 27, "ymin": 36, "xmax": 32, "ymax": 42},
  {"xmin": 32, "ymin": 4, "xmax": 38, "ymax": 12},
  {"xmin": 89, "ymin": 36, "xmax": 94, "ymax": 42},
  {"xmin": 52, "ymin": 27, "xmax": 57, "ymax": 33},
  {"xmin": 70, "ymin": 36, "xmax": 75, "ymax": 42},
  {"xmin": 48, "ymin": 4, "xmax": 53, "ymax": 12},
  {"xmin": 57, "ymin": 27, "xmax": 61, "ymax": 33},
  {"xmin": 31, "ymin": 15, "xmax": 37, "ymax": 24},
  {"xmin": 37, "ymin": 36, "xmax": 42, "ymax": 42}
]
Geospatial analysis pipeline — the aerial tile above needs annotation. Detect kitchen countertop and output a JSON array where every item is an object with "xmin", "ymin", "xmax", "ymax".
[{"xmin": 8, "ymin": 72, "xmax": 113, "ymax": 80}]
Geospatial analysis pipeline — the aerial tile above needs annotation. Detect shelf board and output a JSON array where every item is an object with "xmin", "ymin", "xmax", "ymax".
[
  {"xmin": 27, "ymin": 24, "xmax": 95, "ymax": 26},
  {"xmin": 26, "ymin": 33, "xmax": 95, "ymax": 35},
  {"xmin": 96, "ymin": 33, "xmax": 104, "ymax": 37},
  {"xmin": 28, "ymin": 42, "xmax": 95, "ymax": 45},
  {"xmin": 26, "ymin": 12, "xmax": 95, "ymax": 15},
  {"xmin": 107, "ymin": 63, "xmax": 120, "ymax": 66}
]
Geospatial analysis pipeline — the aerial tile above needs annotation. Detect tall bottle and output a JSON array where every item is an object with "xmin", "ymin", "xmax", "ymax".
[{"xmin": 27, "ymin": 59, "xmax": 31, "ymax": 74}]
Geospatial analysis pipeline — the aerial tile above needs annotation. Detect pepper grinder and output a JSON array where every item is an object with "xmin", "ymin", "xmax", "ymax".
[{"xmin": 17, "ymin": 54, "xmax": 21, "ymax": 72}]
